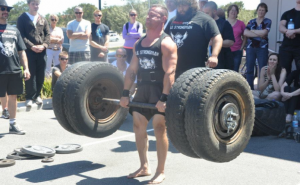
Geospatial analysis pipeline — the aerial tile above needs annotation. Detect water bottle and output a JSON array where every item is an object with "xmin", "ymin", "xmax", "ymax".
[
  {"xmin": 292, "ymin": 112, "xmax": 299, "ymax": 135},
  {"xmin": 288, "ymin": 19, "xmax": 295, "ymax": 30}
]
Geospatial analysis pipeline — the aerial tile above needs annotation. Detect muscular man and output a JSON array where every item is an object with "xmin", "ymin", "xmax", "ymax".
[
  {"xmin": 165, "ymin": 0, "xmax": 223, "ymax": 77},
  {"xmin": 120, "ymin": 4, "xmax": 177, "ymax": 184}
]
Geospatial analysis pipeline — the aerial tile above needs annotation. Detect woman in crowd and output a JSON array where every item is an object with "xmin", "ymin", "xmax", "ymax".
[
  {"xmin": 122, "ymin": 9, "xmax": 143, "ymax": 64},
  {"xmin": 244, "ymin": 3, "xmax": 272, "ymax": 90},
  {"xmin": 227, "ymin": 4, "xmax": 246, "ymax": 72},
  {"xmin": 46, "ymin": 14, "xmax": 64, "ymax": 78},
  {"xmin": 253, "ymin": 53, "xmax": 286, "ymax": 101}
]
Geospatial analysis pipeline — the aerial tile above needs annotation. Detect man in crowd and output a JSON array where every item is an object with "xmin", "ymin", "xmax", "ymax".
[
  {"xmin": 279, "ymin": 0, "xmax": 300, "ymax": 75},
  {"xmin": 0, "ymin": 0, "xmax": 30, "ymax": 134},
  {"xmin": 198, "ymin": 0, "xmax": 208, "ymax": 11},
  {"xmin": 67, "ymin": 6, "xmax": 91, "ymax": 64},
  {"xmin": 217, "ymin": 8, "xmax": 226, "ymax": 19},
  {"xmin": 51, "ymin": 51, "xmax": 70, "ymax": 91},
  {"xmin": 164, "ymin": 0, "xmax": 177, "ymax": 29},
  {"xmin": 203, "ymin": 1, "xmax": 235, "ymax": 70},
  {"xmin": 90, "ymin": 9, "xmax": 109, "ymax": 62},
  {"xmin": 165, "ymin": 0, "xmax": 223, "ymax": 77},
  {"xmin": 120, "ymin": 4, "xmax": 177, "ymax": 184},
  {"xmin": 17, "ymin": 0, "xmax": 50, "ymax": 107}
]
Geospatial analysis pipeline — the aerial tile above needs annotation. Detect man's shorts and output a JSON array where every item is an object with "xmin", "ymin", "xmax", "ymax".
[
  {"xmin": 129, "ymin": 84, "xmax": 165, "ymax": 121},
  {"xmin": 0, "ymin": 73, "xmax": 23, "ymax": 97},
  {"xmin": 69, "ymin": 51, "xmax": 91, "ymax": 64}
]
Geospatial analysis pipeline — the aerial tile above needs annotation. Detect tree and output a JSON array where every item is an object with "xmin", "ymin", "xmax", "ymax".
[{"xmin": 8, "ymin": 1, "xmax": 28, "ymax": 24}]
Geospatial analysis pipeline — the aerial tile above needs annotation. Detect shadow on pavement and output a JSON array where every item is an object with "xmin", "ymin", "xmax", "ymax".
[
  {"xmin": 245, "ymin": 136, "xmax": 300, "ymax": 162},
  {"xmin": 111, "ymin": 140, "xmax": 180, "ymax": 154},
  {"xmin": 15, "ymin": 161, "xmax": 105, "ymax": 183},
  {"xmin": 76, "ymin": 175, "xmax": 146, "ymax": 185}
]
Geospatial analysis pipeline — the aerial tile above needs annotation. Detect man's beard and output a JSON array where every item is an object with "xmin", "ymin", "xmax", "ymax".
[{"xmin": 176, "ymin": 7, "xmax": 194, "ymax": 21}]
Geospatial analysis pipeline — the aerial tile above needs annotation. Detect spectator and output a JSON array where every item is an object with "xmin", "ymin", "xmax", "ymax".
[
  {"xmin": 111, "ymin": 48, "xmax": 136, "ymax": 96},
  {"xmin": 0, "ymin": 0, "xmax": 31, "ymax": 134},
  {"xmin": 281, "ymin": 60, "xmax": 300, "ymax": 123},
  {"xmin": 17, "ymin": 0, "xmax": 50, "ymax": 107},
  {"xmin": 227, "ymin": 4, "xmax": 247, "ymax": 72},
  {"xmin": 90, "ymin": 9, "xmax": 109, "ymax": 62},
  {"xmin": 0, "ymin": 95, "xmax": 9, "ymax": 119},
  {"xmin": 198, "ymin": 0, "xmax": 207, "ymax": 11},
  {"xmin": 253, "ymin": 53, "xmax": 286, "ymax": 100},
  {"xmin": 203, "ymin": 1, "xmax": 235, "ymax": 70},
  {"xmin": 51, "ymin": 51, "xmax": 70, "ymax": 91},
  {"xmin": 45, "ymin": 14, "xmax": 63, "ymax": 78},
  {"xmin": 165, "ymin": 0, "xmax": 222, "ymax": 77},
  {"xmin": 67, "ymin": 6, "xmax": 91, "ymax": 64},
  {"xmin": 122, "ymin": 9, "xmax": 143, "ymax": 64},
  {"xmin": 244, "ymin": 3, "xmax": 271, "ymax": 90},
  {"xmin": 217, "ymin": 8, "xmax": 225, "ymax": 19},
  {"xmin": 279, "ymin": 0, "xmax": 300, "ymax": 76},
  {"xmin": 164, "ymin": 0, "xmax": 177, "ymax": 29}
]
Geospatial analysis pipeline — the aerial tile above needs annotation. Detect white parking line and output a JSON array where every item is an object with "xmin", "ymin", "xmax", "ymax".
[{"xmin": 82, "ymin": 129, "xmax": 154, "ymax": 147}]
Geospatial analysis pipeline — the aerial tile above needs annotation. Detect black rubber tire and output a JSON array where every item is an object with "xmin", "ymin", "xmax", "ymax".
[
  {"xmin": 64, "ymin": 62, "xmax": 128, "ymax": 138},
  {"xmin": 165, "ymin": 68, "xmax": 212, "ymax": 158},
  {"xmin": 185, "ymin": 69, "xmax": 255, "ymax": 163},
  {"xmin": 52, "ymin": 62, "xmax": 89, "ymax": 135},
  {"xmin": 251, "ymin": 125, "xmax": 268, "ymax": 136},
  {"xmin": 254, "ymin": 99, "xmax": 285, "ymax": 136}
]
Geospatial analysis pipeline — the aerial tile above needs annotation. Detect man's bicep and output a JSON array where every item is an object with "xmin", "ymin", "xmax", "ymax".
[{"xmin": 162, "ymin": 38, "xmax": 177, "ymax": 73}]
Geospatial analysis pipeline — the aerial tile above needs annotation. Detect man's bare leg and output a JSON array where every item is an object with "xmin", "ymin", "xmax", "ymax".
[
  {"xmin": 148, "ymin": 114, "xmax": 168, "ymax": 184},
  {"xmin": 0, "ymin": 94, "xmax": 8, "ymax": 110},
  {"xmin": 127, "ymin": 112, "xmax": 152, "ymax": 178},
  {"xmin": 8, "ymin": 95, "xmax": 17, "ymax": 119}
]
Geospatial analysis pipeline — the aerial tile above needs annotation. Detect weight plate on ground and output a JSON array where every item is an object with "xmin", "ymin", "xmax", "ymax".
[
  {"xmin": 6, "ymin": 152, "xmax": 38, "ymax": 160},
  {"xmin": 55, "ymin": 144, "xmax": 83, "ymax": 154},
  {"xmin": 0, "ymin": 159, "xmax": 15, "ymax": 168},
  {"xmin": 14, "ymin": 148, "xmax": 27, "ymax": 155},
  {"xmin": 21, "ymin": 145, "xmax": 56, "ymax": 157},
  {"xmin": 42, "ymin": 157, "xmax": 54, "ymax": 163}
]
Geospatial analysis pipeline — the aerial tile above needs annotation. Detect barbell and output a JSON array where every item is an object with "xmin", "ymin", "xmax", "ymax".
[{"xmin": 52, "ymin": 62, "xmax": 255, "ymax": 163}]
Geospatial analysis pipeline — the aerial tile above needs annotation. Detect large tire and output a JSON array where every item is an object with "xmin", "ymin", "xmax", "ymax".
[
  {"xmin": 185, "ymin": 69, "xmax": 255, "ymax": 162},
  {"xmin": 64, "ymin": 62, "xmax": 128, "ymax": 138},
  {"xmin": 52, "ymin": 62, "xmax": 89, "ymax": 135},
  {"xmin": 165, "ymin": 68, "xmax": 212, "ymax": 158}
]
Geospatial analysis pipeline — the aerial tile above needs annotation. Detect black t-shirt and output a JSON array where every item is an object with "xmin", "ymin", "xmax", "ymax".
[
  {"xmin": 0, "ymin": 24, "xmax": 26, "ymax": 74},
  {"xmin": 281, "ymin": 8, "xmax": 300, "ymax": 48},
  {"xmin": 91, "ymin": 23, "xmax": 109, "ymax": 61},
  {"xmin": 51, "ymin": 64, "xmax": 70, "ymax": 90},
  {"xmin": 286, "ymin": 69, "xmax": 300, "ymax": 88},
  {"xmin": 165, "ymin": 11, "xmax": 220, "ymax": 74},
  {"xmin": 215, "ymin": 18, "xmax": 235, "ymax": 69}
]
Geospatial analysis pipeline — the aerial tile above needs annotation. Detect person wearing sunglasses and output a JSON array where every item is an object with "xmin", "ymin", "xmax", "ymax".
[
  {"xmin": 90, "ymin": 9, "xmax": 109, "ymax": 62},
  {"xmin": 122, "ymin": 9, "xmax": 143, "ymax": 64},
  {"xmin": 67, "ymin": 6, "xmax": 91, "ymax": 64},
  {"xmin": 17, "ymin": 0, "xmax": 50, "ymax": 107},
  {"xmin": 51, "ymin": 51, "xmax": 70, "ymax": 91},
  {"xmin": 0, "ymin": 0, "xmax": 31, "ymax": 135},
  {"xmin": 45, "ymin": 14, "xmax": 64, "ymax": 78}
]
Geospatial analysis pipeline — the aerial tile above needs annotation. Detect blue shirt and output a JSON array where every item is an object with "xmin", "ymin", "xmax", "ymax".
[{"xmin": 246, "ymin": 18, "xmax": 272, "ymax": 48}]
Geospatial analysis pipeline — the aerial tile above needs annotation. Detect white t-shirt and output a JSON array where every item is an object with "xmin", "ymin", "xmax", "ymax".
[
  {"xmin": 67, "ymin": 19, "xmax": 91, "ymax": 52},
  {"xmin": 26, "ymin": 12, "xmax": 39, "ymax": 27},
  {"xmin": 111, "ymin": 60, "xmax": 137, "ymax": 83},
  {"xmin": 165, "ymin": 9, "xmax": 177, "ymax": 29}
]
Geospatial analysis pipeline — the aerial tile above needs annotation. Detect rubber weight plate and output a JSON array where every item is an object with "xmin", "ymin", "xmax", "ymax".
[
  {"xmin": 42, "ymin": 157, "xmax": 54, "ymax": 163},
  {"xmin": 0, "ymin": 159, "xmax": 15, "ymax": 168},
  {"xmin": 6, "ymin": 152, "xmax": 38, "ymax": 160},
  {"xmin": 21, "ymin": 145, "xmax": 56, "ymax": 157},
  {"xmin": 14, "ymin": 148, "xmax": 27, "ymax": 155},
  {"xmin": 55, "ymin": 144, "xmax": 83, "ymax": 154}
]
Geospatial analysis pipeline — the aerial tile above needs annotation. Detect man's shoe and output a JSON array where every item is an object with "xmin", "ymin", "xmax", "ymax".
[
  {"xmin": 35, "ymin": 97, "xmax": 43, "ymax": 105},
  {"xmin": 9, "ymin": 123, "xmax": 26, "ymax": 135},
  {"xmin": 25, "ymin": 100, "xmax": 33, "ymax": 107},
  {"xmin": 1, "ymin": 109, "xmax": 9, "ymax": 119}
]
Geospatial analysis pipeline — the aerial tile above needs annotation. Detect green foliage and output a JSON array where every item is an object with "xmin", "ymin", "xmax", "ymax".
[
  {"xmin": 41, "ymin": 78, "xmax": 53, "ymax": 99},
  {"xmin": 8, "ymin": 1, "xmax": 28, "ymax": 24}
]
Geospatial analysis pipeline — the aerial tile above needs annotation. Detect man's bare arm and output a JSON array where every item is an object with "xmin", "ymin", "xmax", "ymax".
[
  {"xmin": 18, "ymin": 50, "xmax": 30, "ymax": 80},
  {"xmin": 222, "ymin": 40, "xmax": 234, "ymax": 48},
  {"xmin": 77, "ymin": 28, "xmax": 91, "ymax": 40},
  {"xmin": 211, "ymin": 34, "xmax": 223, "ymax": 57},
  {"xmin": 67, "ymin": 30, "xmax": 81, "ymax": 39},
  {"xmin": 279, "ymin": 20, "xmax": 288, "ymax": 34}
]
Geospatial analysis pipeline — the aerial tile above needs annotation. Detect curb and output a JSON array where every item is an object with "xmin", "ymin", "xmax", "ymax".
[{"xmin": 17, "ymin": 98, "xmax": 53, "ymax": 113}]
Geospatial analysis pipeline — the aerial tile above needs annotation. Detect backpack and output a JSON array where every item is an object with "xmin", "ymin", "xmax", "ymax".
[{"xmin": 125, "ymin": 21, "xmax": 140, "ymax": 33}]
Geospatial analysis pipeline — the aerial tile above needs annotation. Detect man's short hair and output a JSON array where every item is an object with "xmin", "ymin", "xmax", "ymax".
[
  {"xmin": 129, "ymin": 9, "xmax": 137, "ymax": 15},
  {"xmin": 27, "ymin": 0, "xmax": 40, "ymax": 4},
  {"xmin": 94, "ymin": 9, "xmax": 102, "ymax": 14},
  {"xmin": 74, "ymin": 6, "xmax": 83, "ymax": 12},
  {"xmin": 49, "ymin": 14, "xmax": 59, "ymax": 22},
  {"xmin": 151, "ymin": 4, "xmax": 168, "ymax": 19},
  {"xmin": 203, "ymin": 1, "xmax": 218, "ymax": 11},
  {"xmin": 59, "ymin": 51, "xmax": 68, "ymax": 58},
  {"xmin": 116, "ymin": 48, "xmax": 126, "ymax": 54},
  {"xmin": 175, "ymin": 0, "xmax": 199, "ymax": 14},
  {"xmin": 256, "ymin": 3, "xmax": 268, "ymax": 13}
]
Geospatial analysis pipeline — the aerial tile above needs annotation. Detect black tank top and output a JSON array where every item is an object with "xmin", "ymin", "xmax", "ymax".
[{"xmin": 135, "ymin": 32, "xmax": 169, "ymax": 85}]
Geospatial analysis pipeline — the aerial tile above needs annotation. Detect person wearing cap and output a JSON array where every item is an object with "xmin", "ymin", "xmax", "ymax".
[
  {"xmin": 0, "ymin": 0, "xmax": 31, "ymax": 135},
  {"xmin": 199, "ymin": 0, "xmax": 208, "ymax": 11}
]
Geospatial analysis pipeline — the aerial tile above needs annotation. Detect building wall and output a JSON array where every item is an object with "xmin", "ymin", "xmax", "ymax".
[{"xmin": 261, "ymin": 0, "xmax": 295, "ymax": 52}]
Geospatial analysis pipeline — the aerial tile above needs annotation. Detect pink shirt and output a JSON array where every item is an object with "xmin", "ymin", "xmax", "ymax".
[{"xmin": 230, "ymin": 20, "xmax": 245, "ymax": 52}]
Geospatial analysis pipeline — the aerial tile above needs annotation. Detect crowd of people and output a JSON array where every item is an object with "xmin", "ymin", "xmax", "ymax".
[{"xmin": 1, "ymin": 0, "xmax": 300, "ymax": 183}]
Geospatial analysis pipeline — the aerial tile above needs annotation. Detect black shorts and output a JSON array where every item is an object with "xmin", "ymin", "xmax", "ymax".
[
  {"xmin": 129, "ymin": 84, "xmax": 165, "ymax": 121},
  {"xmin": 0, "ymin": 73, "xmax": 23, "ymax": 97}
]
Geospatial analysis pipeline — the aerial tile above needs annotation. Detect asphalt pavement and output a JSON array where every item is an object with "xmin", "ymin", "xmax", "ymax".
[{"xmin": 0, "ymin": 109, "xmax": 300, "ymax": 185}]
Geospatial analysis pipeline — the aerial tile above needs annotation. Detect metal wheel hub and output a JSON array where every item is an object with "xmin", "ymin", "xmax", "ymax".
[{"xmin": 220, "ymin": 103, "xmax": 240, "ymax": 135}]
